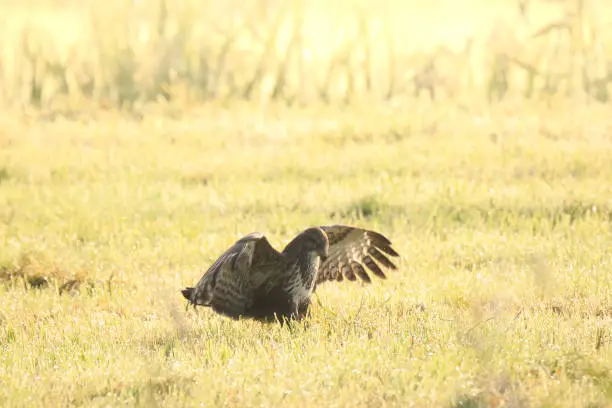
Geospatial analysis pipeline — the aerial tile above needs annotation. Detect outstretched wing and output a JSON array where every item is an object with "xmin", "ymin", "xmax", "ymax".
[
  {"xmin": 316, "ymin": 225, "xmax": 400, "ymax": 286},
  {"xmin": 181, "ymin": 232, "xmax": 282, "ymax": 318}
]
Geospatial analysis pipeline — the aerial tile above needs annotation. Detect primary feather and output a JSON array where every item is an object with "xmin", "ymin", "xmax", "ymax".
[{"xmin": 181, "ymin": 225, "xmax": 399, "ymax": 322}]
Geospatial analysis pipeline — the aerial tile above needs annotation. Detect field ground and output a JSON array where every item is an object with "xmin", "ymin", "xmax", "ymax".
[{"xmin": 0, "ymin": 100, "xmax": 611, "ymax": 407}]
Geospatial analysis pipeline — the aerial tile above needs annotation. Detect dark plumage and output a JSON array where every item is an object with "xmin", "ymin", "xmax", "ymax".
[{"xmin": 181, "ymin": 225, "xmax": 400, "ymax": 323}]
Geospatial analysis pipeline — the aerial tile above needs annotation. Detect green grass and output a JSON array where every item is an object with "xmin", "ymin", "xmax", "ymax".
[{"xmin": 0, "ymin": 100, "xmax": 611, "ymax": 407}]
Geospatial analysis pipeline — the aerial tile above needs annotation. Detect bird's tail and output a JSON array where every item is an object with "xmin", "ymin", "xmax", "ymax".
[
  {"xmin": 181, "ymin": 287, "xmax": 195, "ymax": 303},
  {"xmin": 181, "ymin": 285, "xmax": 213, "ymax": 310}
]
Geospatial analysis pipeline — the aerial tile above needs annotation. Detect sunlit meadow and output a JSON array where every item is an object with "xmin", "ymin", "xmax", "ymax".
[{"xmin": 0, "ymin": 1, "xmax": 611, "ymax": 407}]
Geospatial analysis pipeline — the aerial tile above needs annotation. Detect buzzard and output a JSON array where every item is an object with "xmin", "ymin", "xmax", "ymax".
[{"xmin": 181, "ymin": 225, "xmax": 399, "ymax": 323}]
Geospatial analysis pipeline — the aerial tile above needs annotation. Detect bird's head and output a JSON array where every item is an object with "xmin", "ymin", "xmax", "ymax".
[{"xmin": 302, "ymin": 227, "xmax": 329, "ymax": 261}]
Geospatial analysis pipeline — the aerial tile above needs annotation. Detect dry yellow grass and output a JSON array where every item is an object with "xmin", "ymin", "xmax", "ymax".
[
  {"xmin": 0, "ymin": 1, "xmax": 611, "ymax": 407},
  {"xmin": 2, "ymin": 0, "xmax": 612, "ymax": 109}
]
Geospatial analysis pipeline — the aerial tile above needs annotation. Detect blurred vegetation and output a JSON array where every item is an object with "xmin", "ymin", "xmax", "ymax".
[{"xmin": 2, "ymin": 0, "xmax": 612, "ymax": 111}]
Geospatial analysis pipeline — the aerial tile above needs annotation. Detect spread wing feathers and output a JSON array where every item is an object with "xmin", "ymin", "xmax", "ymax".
[
  {"xmin": 181, "ymin": 232, "xmax": 283, "ymax": 318},
  {"xmin": 316, "ymin": 225, "xmax": 400, "ymax": 286}
]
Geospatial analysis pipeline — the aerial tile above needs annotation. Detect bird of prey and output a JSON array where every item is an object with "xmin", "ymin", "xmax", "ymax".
[{"xmin": 181, "ymin": 225, "xmax": 400, "ymax": 323}]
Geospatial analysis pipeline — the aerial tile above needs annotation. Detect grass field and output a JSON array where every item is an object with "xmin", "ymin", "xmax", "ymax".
[
  {"xmin": 1, "ymin": 0, "xmax": 612, "ymax": 406},
  {"xmin": 0, "ymin": 100, "xmax": 611, "ymax": 407}
]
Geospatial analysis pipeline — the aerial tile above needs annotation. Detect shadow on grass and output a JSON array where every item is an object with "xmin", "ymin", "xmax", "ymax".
[
  {"xmin": 0, "ymin": 167, "xmax": 9, "ymax": 184},
  {"xmin": 83, "ymin": 374, "xmax": 195, "ymax": 406},
  {"xmin": 0, "ymin": 251, "xmax": 103, "ymax": 295},
  {"xmin": 331, "ymin": 195, "xmax": 612, "ymax": 227}
]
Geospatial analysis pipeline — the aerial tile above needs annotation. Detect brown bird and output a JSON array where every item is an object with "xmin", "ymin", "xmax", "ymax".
[{"xmin": 181, "ymin": 225, "xmax": 400, "ymax": 323}]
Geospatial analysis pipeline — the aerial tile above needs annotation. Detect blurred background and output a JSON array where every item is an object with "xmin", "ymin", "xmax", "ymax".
[{"xmin": 1, "ymin": 0, "xmax": 611, "ymax": 111}]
